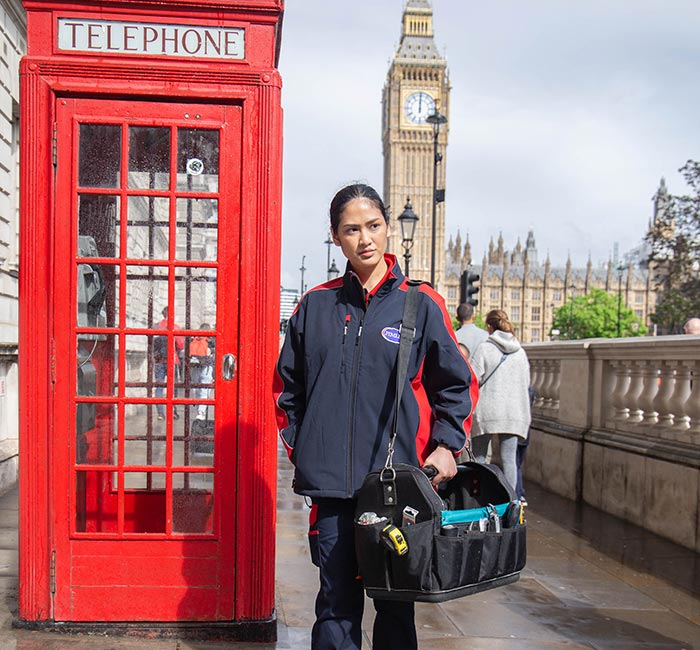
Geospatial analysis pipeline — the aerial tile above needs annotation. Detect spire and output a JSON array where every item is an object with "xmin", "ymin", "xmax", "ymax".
[
  {"xmin": 396, "ymin": 0, "xmax": 442, "ymax": 61},
  {"xmin": 653, "ymin": 177, "xmax": 669, "ymax": 220},
  {"xmin": 464, "ymin": 234, "xmax": 472, "ymax": 266},
  {"xmin": 585, "ymin": 254, "xmax": 593, "ymax": 292},
  {"xmin": 525, "ymin": 228, "xmax": 538, "ymax": 266}
]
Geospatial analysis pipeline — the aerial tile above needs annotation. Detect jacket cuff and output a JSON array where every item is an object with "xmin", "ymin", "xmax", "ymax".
[
  {"xmin": 279, "ymin": 426, "xmax": 296, "ymax": 461},
  {"xmin": 430, "ymin": 420, "xmax": 467, "ymax": 457}
]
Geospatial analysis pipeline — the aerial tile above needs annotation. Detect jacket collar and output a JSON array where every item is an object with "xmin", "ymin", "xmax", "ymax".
[{"xmin": 343, "ymin": 254, "xmax": 404, "ymax": 306}]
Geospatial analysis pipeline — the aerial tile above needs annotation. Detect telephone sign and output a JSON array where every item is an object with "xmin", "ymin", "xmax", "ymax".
[{"xmin": 58, "ymin": 19, "xmax": 246, "ymax": 59}]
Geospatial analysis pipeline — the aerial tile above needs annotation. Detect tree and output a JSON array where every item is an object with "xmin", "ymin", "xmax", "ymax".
[
  {"xmin": 551, "ymin": 288, "xmax": 648, "ymax": 339},
  {"xmin": 647, "ymin": 160, "xmax": 700, "ymax": 333}
]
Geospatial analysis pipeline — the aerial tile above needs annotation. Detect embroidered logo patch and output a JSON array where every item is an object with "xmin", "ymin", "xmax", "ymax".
[{"xmin": 381, "ymin": 327, "xmax": 401, "ymax": 344}]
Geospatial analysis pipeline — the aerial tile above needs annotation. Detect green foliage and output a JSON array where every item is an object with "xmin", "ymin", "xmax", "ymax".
[
  {"xmin": 452, "ymin": 312, "xmax": 486, "ymax": 331},
  {"xmin": 647, "ymin": 160, "xmax": 700, "ymax": 332},
  {"xmin": 551, "ymin": 288, "xmax": 648, "ymax": 339},
  {"xmin": 650, "ymin": 287, "xmax": 697, "ymax": 334}
]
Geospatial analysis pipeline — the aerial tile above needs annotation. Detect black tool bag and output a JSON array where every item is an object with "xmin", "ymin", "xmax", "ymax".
[{"xmin": 353, "ymin": 284, "xmax": 527, "ymax": 603}]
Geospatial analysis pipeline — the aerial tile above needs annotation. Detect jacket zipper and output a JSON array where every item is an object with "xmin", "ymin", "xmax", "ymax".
[
  {"xmin": 346, "ymin": 314, "xmax": 364, "ymax": 494},
  {"xmin": 341, "ymin": 314, "xmax": 351, "ymax": 370}
]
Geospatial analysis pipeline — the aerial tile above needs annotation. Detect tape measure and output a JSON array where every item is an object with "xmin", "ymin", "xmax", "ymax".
[{"xmin": 381, "ymin": 524, "xmax": 408, "ymax": 556}]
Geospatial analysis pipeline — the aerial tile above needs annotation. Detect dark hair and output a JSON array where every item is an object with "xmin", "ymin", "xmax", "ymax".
[
  {"xmin": 485, "ymin": 309, "xmax": 515, "ymax": 335},
  {"xmin": 329, "ymin": 184, "xmax": 389, "ymax": 233},
  {"xmin": 456, "ymin": 303, "xmax": 474, "ymax": 323}
]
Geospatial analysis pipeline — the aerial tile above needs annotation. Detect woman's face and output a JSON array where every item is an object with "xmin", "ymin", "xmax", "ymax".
[{"xmin": 332, "ymin": 198, "xmax": 390, "ymax": 275}]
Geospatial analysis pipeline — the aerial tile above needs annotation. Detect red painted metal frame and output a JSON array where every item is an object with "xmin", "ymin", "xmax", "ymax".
[{"xmin": 19, "ymin": 0, "xmax": 283, "ymax": 627}]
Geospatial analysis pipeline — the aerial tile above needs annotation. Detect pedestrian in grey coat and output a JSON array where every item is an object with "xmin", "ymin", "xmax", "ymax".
[{"xmin": 468, "ymin": 309, "xmax": 531, "ymax": 491}]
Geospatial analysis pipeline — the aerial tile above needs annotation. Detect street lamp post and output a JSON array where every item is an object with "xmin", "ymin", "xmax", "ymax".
[
  {"xmin": 426, "ymin": 109, "xmax": 447, "ymax": 287},
  {"xmin": 568, "ymin": 284, "xmax": 576, "ymax": 338},
  {"xmin": 397, "ymin": 197, "xmax": 419, "ymax": 276},
  {"xmin": 299, "ymin": 255, "xmax": 306, "ymax": 298},
  {"xmin": 324, "ymin": 234, "xmax": 333, "ymax": 280},
  {"xmin": 328, "ymin": 259, "xmax": 340, "ymax": 279},
  {"xmin": 616, "ymin": 262, "xmax": 626, "ymax": 337}
]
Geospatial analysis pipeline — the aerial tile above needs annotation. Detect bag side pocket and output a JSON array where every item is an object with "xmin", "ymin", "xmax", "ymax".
[
  {"xmin": 434, "ymin": 530, "xmax": 485, "ymax": 590},
  {"xmin": 478, "ymin": 531, "xmax": 503, "ymax": 581},
  {"xmin": 355, "ymin": 519, "xmax": 390, "ymax": 590},
  {"xmin": 388, "ymin": 520, "xmax": 435, "ymax": 591}
]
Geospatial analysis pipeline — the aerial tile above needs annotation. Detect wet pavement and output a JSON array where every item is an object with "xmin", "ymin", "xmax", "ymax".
[{"xmin": 1, "ymin": 448, "xmax": 699, "ymax": 648}]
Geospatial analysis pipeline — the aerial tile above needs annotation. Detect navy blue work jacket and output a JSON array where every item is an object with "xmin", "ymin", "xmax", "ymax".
[{"xmin": 274, "ymin": 254, "xmax": 478, "ymax": 498}]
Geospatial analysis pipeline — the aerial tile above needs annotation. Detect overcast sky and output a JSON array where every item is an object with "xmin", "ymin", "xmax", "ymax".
[{"xmin": 277, "ymin": 1, "xmax": 700, "ymax": 291}]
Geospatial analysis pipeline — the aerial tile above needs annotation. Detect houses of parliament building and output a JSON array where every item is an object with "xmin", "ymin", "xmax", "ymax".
[{"xmin": 383, "ymin": 1, "xmax": 657, "ymax": 343}]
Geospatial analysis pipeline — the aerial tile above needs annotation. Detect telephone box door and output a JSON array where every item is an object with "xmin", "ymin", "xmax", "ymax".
[{"xmin": 52, "ymin": 97, "xmax": 241, "ymax": 621}]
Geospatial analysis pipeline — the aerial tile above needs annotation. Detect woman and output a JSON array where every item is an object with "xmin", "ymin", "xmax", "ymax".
[
  {"xmin": 274, "ymin": 184, "xmax": 477, "ymax": 650},
  {"xmin": 468, "ymin": 309, "xmax": 531, "ymax": 492}
]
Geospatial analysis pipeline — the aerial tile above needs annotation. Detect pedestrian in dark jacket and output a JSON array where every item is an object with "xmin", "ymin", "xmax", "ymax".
[{"xmin": 274, "ymin": 183, "xmax": 478, "ymax": 650}]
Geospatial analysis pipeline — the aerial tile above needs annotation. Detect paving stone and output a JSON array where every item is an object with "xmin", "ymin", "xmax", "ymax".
[{"xmin": 0, "ymin": 459, "xmax": 699, "ymax": 648}]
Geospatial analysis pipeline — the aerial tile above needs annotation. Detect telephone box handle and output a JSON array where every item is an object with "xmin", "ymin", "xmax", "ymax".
[{"xmin": 222, "ymin": 353, "xmax": 236, "ymax": 380}]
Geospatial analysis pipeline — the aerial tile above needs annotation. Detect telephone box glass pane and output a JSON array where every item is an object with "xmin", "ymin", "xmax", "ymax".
[
  {"xmin": 174, "ymin": 268, "xmax": 217, "ymax": 330},
  {"xmin": 121, "ymin": 403, "xmax": 166, "ymax": 467},
  {"xmin": 183, "ymin": 345, "xmax": 216, "ymax": 402},
  {"xmin": 75, "ymin": 470, "xmax": 118, "ymax": 533},
  {"xmin": 176, "ymin": 198, "xmax": 218, "ymax": 261},
  {"xmin": 77, "ymin": 334, "xmax": 117, "ymax": 397},
  {"xmin": 173, "ymin": 472, "xmax": 214, "ymax": 534},
  {"xmin": 124, "ymin": 402, "xmax": 164, "ymax": 429},
  {"xmin": 124, "ymin": 472, "xmax": 166, "ymax": 534},
  {"xmin": 78, "ymin": 195, "xmax": 120, "ymax": 257},
  {"xmin": 173, "ymin": 404, "xmax": 215, "ymax": 465},
  {"xmin": 79, "ymin": 124, "xmax": 121, "ymax": 188},
  {"xmin": 76, "ymin": 263, "xmax": 119, "ymax": 329},
  {"xmin": 125, "ymin": 265, "xmax": 169, "ymax": 328},
  {"xmin": 75, "ymin": 402, "xmax": 117, "ymax": 465},
  {"xmin": 128, "ymin": 126, "xmax": 170, "ymax": 190},
  {"xmin": 177, "ymin": 129, "xmax": 219, "ymax": 193},
  {"xmin": 124, "ymin": 334, "xmax": 151, "ymax": 397},
  {"xmin": 126, "ymin": 196, "xmax": 169, "ymax": 260},
  {"xmin": 124, "ymin": 334, "xmax": 183, "ymax": 401}
]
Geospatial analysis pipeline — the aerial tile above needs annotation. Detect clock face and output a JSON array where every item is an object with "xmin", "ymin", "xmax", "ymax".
[{"xmin": 404, "ymin": 92, "xmax": 436, "ymax": 125}]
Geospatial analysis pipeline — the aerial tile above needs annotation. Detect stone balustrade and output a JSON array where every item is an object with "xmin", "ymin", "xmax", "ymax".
[{"xmin": 523, "ymin": 335, "xmax": 700, "ymax": 552}]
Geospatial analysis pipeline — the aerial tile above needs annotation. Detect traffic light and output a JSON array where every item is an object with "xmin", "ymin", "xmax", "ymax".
[{"xmin": 460, "ymin": 270, "xmax": 480, "ymax": 307}]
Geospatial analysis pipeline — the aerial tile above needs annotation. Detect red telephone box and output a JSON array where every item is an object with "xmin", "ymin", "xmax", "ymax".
[{"xmin": 18, "ymin": 0, "xmax": 283, "ymax": 638}]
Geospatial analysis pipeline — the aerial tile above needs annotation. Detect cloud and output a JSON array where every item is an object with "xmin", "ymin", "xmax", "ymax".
[{"xmin": 278, "ymin": 0, "xmax": 700, "ymax": 289}]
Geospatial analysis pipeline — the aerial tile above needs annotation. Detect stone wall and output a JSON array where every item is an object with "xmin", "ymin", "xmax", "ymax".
[{"xmin": 524, "ymin": 335, "xmax": 700, "ymax": 552}]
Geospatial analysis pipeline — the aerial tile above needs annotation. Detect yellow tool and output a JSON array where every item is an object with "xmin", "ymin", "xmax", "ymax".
[{"xmin": 381, "ymin": 524, "xmax": 408, "ymax": 556}]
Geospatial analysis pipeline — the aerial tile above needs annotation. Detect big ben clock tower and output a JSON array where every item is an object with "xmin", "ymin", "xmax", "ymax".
[{"xmin": 383, "ymin": 0, "xmax": 449, "ymax": 290}]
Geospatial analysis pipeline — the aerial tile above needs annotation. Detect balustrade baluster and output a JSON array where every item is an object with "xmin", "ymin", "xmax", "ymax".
[
  {"xmin": 626, "ymin": 362, "xmax": 645, "ymax": 424},
  {"xmin": 669, "ymin": 364, "xmax": 691, "ymax": 431},
  {"xmin": 611, "ymin": 360, "xmax": 631, "ymax": 423},
  {"xmin": 530, "ymin": 361, "xmax": 543, "ymax": 410},
  {"xmin": 654, "ymin": 361, "xmax": 676, "ymax": 428},
  {"xmin": 639, "ymin": 362, "xmax": 659, "ymax": 426},
  {"xmin": 550, "ymin": 360, "xmax": 561, "ymax": 412},
  {"xmin": 686, "ymin": 360, "xmax": 700, "ymax": 439},
  {"xmin": 540, "ymin": 360, "xmax": 554, "ymax": 411}
]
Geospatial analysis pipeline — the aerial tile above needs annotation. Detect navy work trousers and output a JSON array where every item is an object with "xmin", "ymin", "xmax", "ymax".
[{"xmin": 309, "ymin": 498, "xmax": 417, "ymax": 650}]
